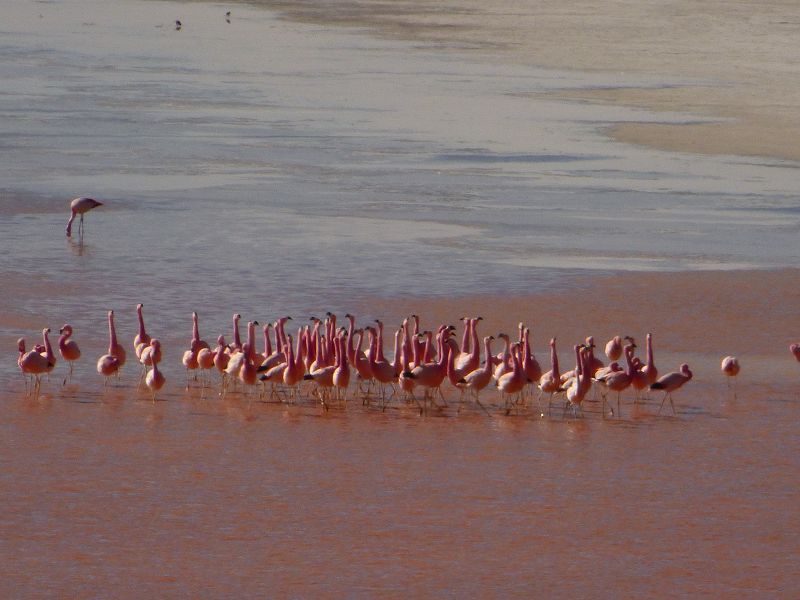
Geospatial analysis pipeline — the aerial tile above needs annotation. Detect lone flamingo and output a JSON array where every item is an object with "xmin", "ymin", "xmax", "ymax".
[
  {"xmin": 58, "ymin": 324, "xmax": 81, "ymax": 384},
  {"xmin": 66, "ymin": 197, "xmax": 102, "ymax": 238},
  {"xmin": 721, "ymin": 356, "xmax": 740, "ymax": 389},
  {"xmin": 651, "ymin": 364, "xmax": 693, "ymax": 415}
]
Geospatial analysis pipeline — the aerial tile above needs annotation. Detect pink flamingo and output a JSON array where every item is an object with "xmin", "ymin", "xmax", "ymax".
[
  {"xmin": 58, "ymin": 324, "xmax": 81, "ymax": 384},
  {"xmin": 212, "ymin": 335, "xmax": 230, "ymax": 391},
  {"xmin": 20, "ymin": 328, "xmax": 56, "ymax": 397},
  {"xmin": 497, "ymin": 342, "xmax": 526, "ymax": 414},
  {"xmin": 538, "ymin": 337, "xmax": 562, "ymax": 415},
  {"xmin": 332, "ymin": 334, "xmax": 351, "ymax": 404},
  {"xmin": 493, "ymin": 333, "xmax": 512, "ymax": 381},
  {"xmin": 238, "ymin": 343, "xmax": 258, "ymax": 390},
  {"xmin": 97, "ymin": 312, "xmax": 123, "ymax": 384},
  {"xmin": 197, "ymin": 344, "xmax": 215, "ymax": 388},
  {"xmin": 17, "ymin": 338, "xmax": 29, "ymax": 391},
  {"xmin": 145, "ymin": 340, "xmax": 166, "ymax": 402},
  {"xmin": 456, "ymin": 335, "xmax": 494, "ymax": 415},
  {"xmin": 65, "ymin": 197, "xmax": 102, "ymax": 238},
  {"xmin": 791, "ymin": 343, "xmax": 800, "ymax": 362},
  {"xmin": 134, "ymin": 303, "xmax": 151, "ymax": 358},
  {"xmin": 584, "ymin": 336, "xmax": 604, "ymax": 376},
  {"xmin": 605, "ymin": 336, "xmax": 623, "ymax": 362},
  {"xmin": 140, "ymin": 334, "xmax": 162, "ymax": 370},
  {"xmin": 353, "ymin": 328, "xmax": 374, "ymax": 398},
  {"xmin": 106, "ymin": 310, "xmax": 126, "ymax": 369},
  {"xmin": 651, "ymin": 364, "xmax": 693, "ymax": 415},
  {"xmin": 190, "ymin": 311, "xmax": 210, "ymax": 352},
  {"xmin": 231, "ymin": 313, "xmax": 243, "ymax": 353},
  {"xmin": 453, "ymin": 317, "xmax": 482, "ymax": 377},
  {"xmin": 721, "ymin": 356, "xmax": 740, "ymax": 389},
  {"xmin": 367, "ymin": 325, "xmax": 400, "ymax": 407},
  {"xmin": 595, "ymin": 343, "xmax": 636, "ymax": 418},
  {"xmin": 406, "ymin": 330, "xmax": 451, "ymax": 413},
  {"xmin": 564, "ymin": 345, "xmax": 592, "ymax": 418},
  {"xmin": 282, "ymin": 332, "xmax": 306, "ymax": 401}
]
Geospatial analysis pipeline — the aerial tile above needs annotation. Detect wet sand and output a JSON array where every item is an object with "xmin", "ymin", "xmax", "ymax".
[
  {"xmin": 3, "ymin": 270, "xmax": 799, "ymax": 597},
  {"xmin": 247, "ymin": 0, "xmax": 800, "ymax": 162}
]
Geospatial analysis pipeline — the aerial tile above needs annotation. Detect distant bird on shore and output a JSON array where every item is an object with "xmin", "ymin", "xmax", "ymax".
[
  {"xmin": 225, "ymin": 11, "xmax": 231, "ymax": 23},
  {"xmin": 721, "ymin": 355, "xmax": 740, "ymax": 388},
  {"xmin": 66, "ymin": 197, "xmax": 102, "ymax": 238},
  {"xmin": 175, "ymin": 20, "xmax": 182, "ymax": 30}
]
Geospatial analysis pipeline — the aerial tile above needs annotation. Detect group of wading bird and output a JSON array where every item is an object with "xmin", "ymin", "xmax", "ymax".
[{"xmin": 18, "ymin": 307, "xmax": 800, "ymax": 417}]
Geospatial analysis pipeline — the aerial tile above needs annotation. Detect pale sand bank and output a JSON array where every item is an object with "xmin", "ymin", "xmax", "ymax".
[{"xmin": 244, "ymin": 0, "xmax": 800, "ymax": 162}]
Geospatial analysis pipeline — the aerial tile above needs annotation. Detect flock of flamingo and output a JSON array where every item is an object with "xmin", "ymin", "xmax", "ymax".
[
  {"xmin": 17, "ymin": 304, "xmax": 799, "ymax": 418},
  {"xmin": 14, "ymin": 197, "xmax": 798, "ymax": 417}
]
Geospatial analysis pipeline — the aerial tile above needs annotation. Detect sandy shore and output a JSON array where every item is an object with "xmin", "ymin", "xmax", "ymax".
[{"xmin": 245, "ymin": 0, "xmax": 800, "ymax": 162}]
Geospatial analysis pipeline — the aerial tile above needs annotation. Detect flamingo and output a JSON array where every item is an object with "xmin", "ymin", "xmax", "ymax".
[
  {"xmin": 564, "ymin": 345, "xmax": 591, "ymax": 418},
  {"xmin": 190, "ymin": 311, "xmax": 210, "ymax": 352},
  {"xmin": 497, "ymin": 343, "xmax": 526, "ymax": 414},
  {"xmin": 17, "ymin": 338, "xmax": 30, "ymax": 391},
  {"xmin": 453, "ymin": 317, "xmax": 482, "ymax": 377},
  {"xmin": 140, "ymin": 334, "xmax": 162, "ymax": 368},
  {"xmin": 97, "ymin": 312, "xmax": 123, "ymax": 384},
  {"xmin": 20, "ymin": 329, "xmax": 56, "ymax": 397},
  {"xmin": 368, "ymin": 325, "xmax": 400, "ymax": 407},
  {"xmin": 282, "ymin": 332, "xmax": 306, "ymax": 401},
  {"xmin": 133, "ymin": 303, "xmax": 151, "ymax": 358},
  {"xmin": 212, "ymin": 335, "xmax": 230, "ymax": 391},
  {"xmin": 332, "ymin": 334, "xmax": 351, "ymax": 404},
  {"xmin": 145, "ymin": 340, "xmax": 166, "ymax": 402},
  {"xmin": 584, "ymin": 336, "xmax": 604, "ymax": 376},
  {"xmin": 651, "ymin": 364, "xmax": 693, "ymax": 415},
  {"xmin": 493, "ymin": 333, "xmax": 512, "ymax": 381},
  {"xmin": 721, "ymin": 356, "xmax": 740, "ymax": 389},
  {"xmin": 594, "ymin": 343, "xmax": 636, "ymax": 418},
  {"xmin": 58, "ymin": 324, "xmax": 81, "ymax": 384},
  {"xmin": 791, "ymin": 343, "xmax": 800, "ymax": 362},
  {"xmin": 456, "ymin": 335, "xmax": 494, "ymax": 415},
  {"xmin": 605, "ymin": 336, "xmax": 623, "ymax": 362},
  {"xmin": 65, "ymin": 197, "xmax": 102, "ymax": 238},
  {"xmin": 406, "ymin": 330, "xmax": 451, "ymax": 412},
  {"xmin": 789, "ymin": 344, "xmax": 800, "ymax": 362},
  {"xmin": 230, "ymin": 313, "xmax": 243, "ymax": 353},
  {"xmin": 197, "ymin": 345, "xmax": 215, "ymax": 388},
  {"xmin": 538, "ymin": 338, "xmax": 562, "ymax": 415}
]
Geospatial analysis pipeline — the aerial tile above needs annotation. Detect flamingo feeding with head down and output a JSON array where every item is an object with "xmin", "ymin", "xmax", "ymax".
[{"xmin": 66, "ymin": 197, "xmax": 103, "ymax": 238}]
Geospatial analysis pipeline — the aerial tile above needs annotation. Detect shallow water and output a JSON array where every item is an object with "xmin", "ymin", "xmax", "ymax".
[
  {"xmin": 1, "ymin": 379, "xmax": 798, "ymax": 598},
  {"xmin": 2, "ymin": 0, "xmax": 799, "ymax": 596}
]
